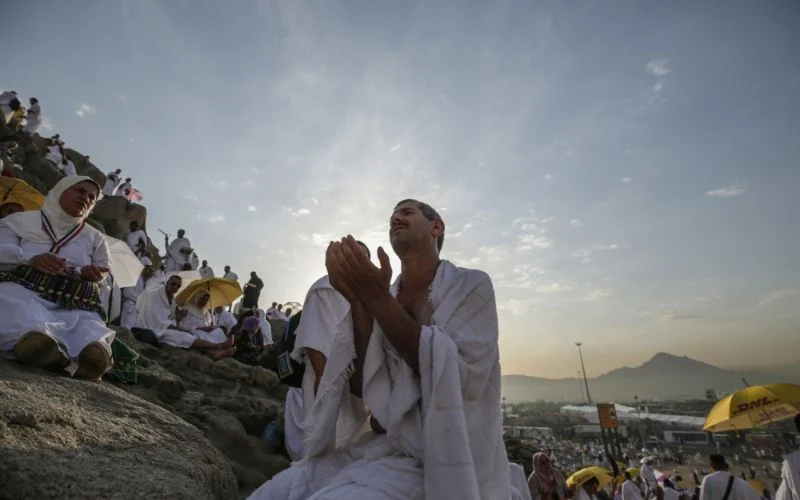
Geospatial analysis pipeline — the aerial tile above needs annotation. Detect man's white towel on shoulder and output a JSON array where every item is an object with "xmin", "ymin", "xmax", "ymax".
[
  {"xmin": 776, "ymin": 450, "xmax": 800, "ymax": 500},
  {"xmin": 248, "ymin": 260, "xmax": 521, "ymax": 500}
]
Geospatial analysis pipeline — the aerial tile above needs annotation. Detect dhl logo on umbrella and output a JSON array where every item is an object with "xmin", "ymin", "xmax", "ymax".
[{"xmin": 733, "ymin": 397, "xmax": 777, "ymax": 414}]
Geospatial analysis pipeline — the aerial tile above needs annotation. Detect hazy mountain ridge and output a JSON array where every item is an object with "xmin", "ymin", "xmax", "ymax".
[{"xmin": 502, "ymin": 352, "xmax": 800, "ymax": 403}]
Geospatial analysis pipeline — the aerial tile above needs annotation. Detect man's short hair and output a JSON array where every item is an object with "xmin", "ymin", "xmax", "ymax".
[
  {"xmin": 394, "ymin": 199, "xmax": 444, "ymax": 252},
  {"xmin": 709, "ymin": 454, "xmax": 728, "ymax": 470}
]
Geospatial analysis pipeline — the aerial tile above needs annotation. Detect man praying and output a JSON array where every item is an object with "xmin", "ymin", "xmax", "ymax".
[{"xmin": 248, "ymin": 199, "xmax": 522, "ymax": 500}]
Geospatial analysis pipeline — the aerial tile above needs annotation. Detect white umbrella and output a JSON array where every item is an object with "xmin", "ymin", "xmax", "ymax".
[{"xmin": 105, "ymin": 236, "xmax": 144, "ymax": 288}]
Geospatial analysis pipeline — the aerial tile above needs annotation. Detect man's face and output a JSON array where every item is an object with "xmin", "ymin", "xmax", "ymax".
[
  {"xmin": 59, "ymin": 181, "xmax": 98, "ymax": 218},
  {"xmin": 389, "ymin": 201, "xmax": 439, "ymax": 253},
  {"xmin": 202, "ymin": 260, "xmax": 207, "ymax": 266},
  {"xmin": 0, "ymin": 202, "xmax": 24, "ymax": 218},
  {"xmin": 177, "ymin": 230, "xmax": 185, "ymax": 238},
  {"xmin": 165, "ymin": 277, "xmax": 182, "ymax": 294},
  {"xmin": 225, "ymin": 266, "xmax": 230, "ymax": 273}
]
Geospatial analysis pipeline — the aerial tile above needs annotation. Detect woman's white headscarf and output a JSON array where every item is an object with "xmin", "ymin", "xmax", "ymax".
[{"xmin": 1, "ymin": 175, "xmax": 101, "ymax": 245}]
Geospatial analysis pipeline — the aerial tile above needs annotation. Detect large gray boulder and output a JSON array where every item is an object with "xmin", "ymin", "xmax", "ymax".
[{"xmin": 0, "ymin": 360, "xmax": 238, "ymax": 500}]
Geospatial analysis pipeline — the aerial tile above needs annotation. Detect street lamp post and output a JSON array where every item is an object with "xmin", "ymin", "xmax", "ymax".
[
  {"xmin": 634, "ymin": 395, "xmax": 646, "ymax": 446},
  {"xmin": 575, "ymin": 342, "xmax": 593, "ymax": 405}
]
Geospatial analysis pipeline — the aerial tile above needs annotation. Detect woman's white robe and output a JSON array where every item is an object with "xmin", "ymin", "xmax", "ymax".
[{"xmin": 0, "ymin": 214, "xmax": 115, "ymax": 367}]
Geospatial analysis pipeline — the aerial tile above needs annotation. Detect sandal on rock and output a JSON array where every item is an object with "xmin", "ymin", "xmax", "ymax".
[
  {"xmin": 14, "ymin": 331, "xmax": 69, "ymax": 371},
  {"xmin": 74, "ymin": 342, "xmax": 112, "ymax": 380}
]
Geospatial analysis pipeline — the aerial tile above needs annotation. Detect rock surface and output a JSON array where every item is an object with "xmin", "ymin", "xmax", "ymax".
[
  {"xmin": 0, "ymin": 360, "xmax": 238, "ymax": 500},
  {"xmin": 111, "ymin": 328, "xmax": 291, "ymax": 496}
]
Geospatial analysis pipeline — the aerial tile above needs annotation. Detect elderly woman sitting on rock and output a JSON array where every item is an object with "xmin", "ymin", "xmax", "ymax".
[
  {"xmin": 177, "ymin": 290, "xmax": 236, "ymax": 360},
  {"xmin": 0, "ymin": 176, "xmax": 114, "ymax": 379}
]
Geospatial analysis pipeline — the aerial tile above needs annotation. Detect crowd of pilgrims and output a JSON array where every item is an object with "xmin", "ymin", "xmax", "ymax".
[{"xmin": 2, "ymin": 93, "xmax": 799, "ymax": 500}]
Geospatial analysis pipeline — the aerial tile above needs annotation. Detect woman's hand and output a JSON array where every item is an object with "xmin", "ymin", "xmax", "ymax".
[
  {"xmin": 29, "ymin": 253, "xmax": 67, "ymax": 275},
  {"xmin": 80, "ymin": 265, "xmax": 109, "ymax": 282}
]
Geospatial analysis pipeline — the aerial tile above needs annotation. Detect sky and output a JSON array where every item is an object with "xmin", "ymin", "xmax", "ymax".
[{"xmin": 3, "ymin": 0, "xmax": 799, "ymax": 378}]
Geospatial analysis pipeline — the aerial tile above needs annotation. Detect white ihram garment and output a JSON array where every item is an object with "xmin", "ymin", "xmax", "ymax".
[
  {"xmin": 180, "ymin": 305, "xmax": 227, "ymax": 343},
  {"xmin": 258, "ymin": 309, "xmax": 273, "ymax": 346},
  {"xmin": 135, "ymin": 286, "xmax": 195, "ymax": 348},
  {"xmin": 199, "ymin": 265, "xmax": 214, "ymax": 278},
  {"xmin": 622, "ymin": 480, "xmax": 644, "ymax": 500},
  {"xmin": 102, "ymin": 173, "xmax": 120, "ymax": 197},
  {"xmin": 775, "ymin": 451, "xmax": 800, "ymax": 500},
  {"xmin": 165, "ymin": 236, "xmax": 191, "ymax": 272},
  {"xmin": 121, "ymin": 276, "xmax": 149, "ymax": 329},
  {"xmin": 126, "ymin": 229, "xmax": 146, "ymax": 256},
  {"xmin": 700, "ymin": 471, "xmax": 761, "ymax": 500},
  {"xmin": 22, "ymin": 103, "xmax": 42, "ymax": 133},
  {"xmin": 249, "ymin": 261, "xmax": 519, "ymax": 500},
  {"xmin": 214, "ymin": 309, "xmax": 237, "ymax": 331},
  {"xmin": 0, "ymin": 210, "xmax": 114, "ymax": 364},
  {"xmin": 282, "ymin": 275, "xmax": 363, "ymax": 462}
]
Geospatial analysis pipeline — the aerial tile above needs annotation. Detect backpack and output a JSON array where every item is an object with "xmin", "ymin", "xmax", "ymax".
[{"xmin": 275, "ymin": 311, "xmax": 305, "ymax": 388}]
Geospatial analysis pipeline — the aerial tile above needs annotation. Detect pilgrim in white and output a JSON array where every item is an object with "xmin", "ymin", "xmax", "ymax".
[{"xmin": 0, "ymin": 176, "xmax": 114, "ymax": 379}]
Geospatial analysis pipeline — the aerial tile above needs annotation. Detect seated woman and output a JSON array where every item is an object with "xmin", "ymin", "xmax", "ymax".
[
  {"xmin": 233, "ymin": 316, "xmax": 266, "ymax": 366},
  {"xmin": 0, "ymin": 176, "xmax": 113, "ymax": 379},
  {"xmin": 177, "ymin": 290, "xmax": 235, "ymax": 359}
]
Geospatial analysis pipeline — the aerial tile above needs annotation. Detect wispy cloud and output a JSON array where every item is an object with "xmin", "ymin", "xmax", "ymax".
[
  {"xmin": 582, "ymin": 289, "xmax": 613, "ymax": 301},
  {"xmin": 758, "ymin": 290, "xmax": 800, "ymax": 308},
  {"xmin": 706, "ymin": 184, "xmax": 747, "ymax": 198},
  {"xmin": 75, "ymin": 103, "xmax": 96, "ymax": 118},
  {"xmin": 292, "ymin": 208, "xmax": 311, "ymax": 216},
  {"xmin": 570, "ymin": 219, "xmax": 583, "ymax": 228},
  {"xmin": 646, "ymin": 59, "xmax": 671, "ymax": 77},
  {"xmin": 620, "ymin": 177, "xmax": 632, "ymax": 183},
  {"xmin": 207, "ymin": 214, "xmax": 225, "ymax": 223},
  {"xmin": 247, "ymin": 205, "xmax": 257, "ymax": 212}
]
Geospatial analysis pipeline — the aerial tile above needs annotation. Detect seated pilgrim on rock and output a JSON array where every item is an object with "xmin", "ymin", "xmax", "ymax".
[
  {"xmin": 248, "ymin": 199, "xmax": 526, "ymax": 500},
  {"xmin": 120, "ymin": 257, "xmax": 153, "ymax": 329},
  {"xmin": 178, "ymin": 290, "xmax": 231, "ymax": 345},
  {"xmin": 134, "ymin": 274, "xmax": 236, "ymax": 359},
  {"xmin": 0, "ymin": 176, "xmax": 115, "ymax": 380}
]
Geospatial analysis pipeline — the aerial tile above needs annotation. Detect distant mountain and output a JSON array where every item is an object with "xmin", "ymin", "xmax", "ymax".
[{"xmin": 502, "ymin": 352, "xmax": 800, "ymax": 403}]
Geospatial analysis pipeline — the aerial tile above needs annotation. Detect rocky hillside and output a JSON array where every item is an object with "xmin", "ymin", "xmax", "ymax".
[
  {"xmin": 0, "ymin": 131, "xmax": 290, "ymax": 498},
  {"xmin": 2, "ymin": 128, "xmax": 162, "ymax": 265}
]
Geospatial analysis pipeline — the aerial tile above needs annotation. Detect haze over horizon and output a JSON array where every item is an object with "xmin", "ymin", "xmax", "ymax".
[{"xmin": 3, "ymin": 1, "xmax": 798, "ymax": 378}]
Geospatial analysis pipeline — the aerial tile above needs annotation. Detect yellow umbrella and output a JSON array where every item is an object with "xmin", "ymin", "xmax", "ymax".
[
  {"xmin": 567, "ymin": 467, "xmax": 614, "ymax": 490},
  {"xmin": 176, "ymin": 277, "xmax": 242, "ymax": 309},
  {"xmin": 626, "ymin": 467, "xmax": 640, "ymax": 478},
  {"xmin": 703, "ymin": 383, "xmax": 800, "ymax": 432},
  {"xmin": 0, "ymin": 177, "xmax": 45, "ymax": 211}
]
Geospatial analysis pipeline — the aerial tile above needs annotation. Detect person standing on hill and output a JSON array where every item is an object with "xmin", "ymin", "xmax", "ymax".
[
  {"xmin": 165, "ymin": 229, "xmax": 191, "ymax": 272},
  {"xmin": 116, "ymin": 178, "xmax": 132, "ymax": 197},
  {"xmin": 58, "ymin": 156, "xmax": 77, "ymax": 177},
  {"xmin": 102, "ymin": 169, "xmax": 122, "ymax": 197},
  {"xmin": 223, "ymin": 265, "xmax": 238, "ymax": 282},
  {"xmin": 22, "ymin": 97, "xmax": 42, "ymax": 134},
  {"xmin": 126, "ymin": 221, "xmax": 147, "ymax": 258},
  {"xmin": 242, "ymin": 271, "xmax": 264, "ymax": 310},
  {"xmin": 199, "ymin": 260, "xmax": 214, "ymax": 278}
]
